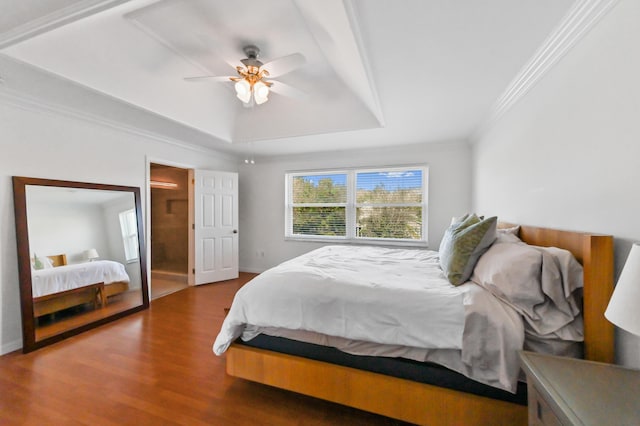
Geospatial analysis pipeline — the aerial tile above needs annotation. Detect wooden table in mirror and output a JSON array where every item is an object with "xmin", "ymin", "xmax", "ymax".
[{"xmin": 519, "ymin": 351, "xmax": 640, "ymax": 425}]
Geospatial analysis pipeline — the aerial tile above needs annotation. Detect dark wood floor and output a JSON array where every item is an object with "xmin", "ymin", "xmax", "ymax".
[{"xmin": 0, "ymin": 272, "xmax": 409, "ymax": 425}]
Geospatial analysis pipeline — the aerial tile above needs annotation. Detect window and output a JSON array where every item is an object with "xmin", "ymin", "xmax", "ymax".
[
  {"xmin": 290, "ymin": 172, "xmax": 347, "ymax": 237},
  {"xmin": 285, "ymin": 166, "xmax": 427, "ymax": 245},
  {"xmin": 119, "ymin": 209, "xmax": 139, "ymax": 262}
]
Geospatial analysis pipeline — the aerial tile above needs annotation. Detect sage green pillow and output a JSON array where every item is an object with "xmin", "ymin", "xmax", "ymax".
[
  {"xmin": 439, "ymin": 215, "xmax": 497, "ymax": 286},
  {"xmin": 33, "ymin": 254, "xmax": 44, "ymax": 270}
]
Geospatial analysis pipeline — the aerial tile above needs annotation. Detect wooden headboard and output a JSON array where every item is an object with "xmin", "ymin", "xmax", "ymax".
[
  {"xmin": 46, "ymin": 254, "xmax": 67, "ymax": 267},
  {"xmin": 502, "ymin": 223, "xmax": 614, "ymax": 363}
]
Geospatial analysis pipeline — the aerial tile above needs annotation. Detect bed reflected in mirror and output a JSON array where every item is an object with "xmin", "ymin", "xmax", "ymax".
[{"xmin": 13, "ymin": 177, "xmax": 149, "ymax": 353}]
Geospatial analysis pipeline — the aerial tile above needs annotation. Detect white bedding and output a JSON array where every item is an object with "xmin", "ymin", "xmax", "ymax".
[
  {"xmin": 214, "ymin": 245, "xmax": 525, "ymax": 392},
  {"xmin": 250, "ymin": 279, "xmax": 524, "ymax": 392},
  {"xmin": 32, "ymin": 260, "xmax": 130, "ymax": 298}
]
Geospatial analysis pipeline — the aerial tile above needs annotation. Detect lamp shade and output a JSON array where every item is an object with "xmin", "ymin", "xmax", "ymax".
[
  {"xmin": 605, "ymin": 243, "xmax": 640, "ymax": 336},
  {"xmin": 86, "ymin": 248, "xmax": 99, "ymax": 261},
  {"xmin": 235, "ymin": 80, "xmax": 251, "ymax": 103},
  {"xmin": 253, "ymin": 81, "xmax": 269, "ymax": 105}
]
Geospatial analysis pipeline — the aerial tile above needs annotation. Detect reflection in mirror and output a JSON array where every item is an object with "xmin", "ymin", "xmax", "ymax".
[{"xmin": 13, "ymin": 177, "xmax": 149, "ymax": 353}]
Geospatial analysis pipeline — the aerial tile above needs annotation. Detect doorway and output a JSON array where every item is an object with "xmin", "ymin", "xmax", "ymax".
[{"xmin": 150, "ymin": 163, "xmax": 190, "ymax": 299}]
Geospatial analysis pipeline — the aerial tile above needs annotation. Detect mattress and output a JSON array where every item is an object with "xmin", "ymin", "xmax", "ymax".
[{"xmin": 31, "ymin": 260, "xmax": 130, "ymax": 298}]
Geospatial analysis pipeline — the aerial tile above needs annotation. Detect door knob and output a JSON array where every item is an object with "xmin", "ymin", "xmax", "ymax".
[{"xmin": 233, "ymin": 229, "xmax": 238, "ymax": 234}]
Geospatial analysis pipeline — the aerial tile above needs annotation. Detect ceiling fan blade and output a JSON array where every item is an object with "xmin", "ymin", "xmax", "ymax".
[
  {"xmin": 262, "ymin": 53, "xmax": 306, "ymax": 78},
  {"xmin": 269, "ymin": 80, "xmax": 308, "ymax": 100},
  {"xmin": 184, "ymin": 75, "xmax": 234, "ymax": 82}
]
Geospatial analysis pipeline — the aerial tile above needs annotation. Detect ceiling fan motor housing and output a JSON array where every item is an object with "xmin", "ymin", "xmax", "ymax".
[{"xmin": 241, "ymin": 45, "xmax": 263, "ymax": 68}]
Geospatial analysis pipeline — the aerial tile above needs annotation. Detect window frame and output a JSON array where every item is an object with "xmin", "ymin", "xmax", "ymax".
[
  {"xmin": 119, "ymin": 208, "xmax": 140, "ymax": 263},
  {"xmin": 285, "ymin": 170, "xmax": 349, "ymax": 242},
  {"xmin": 285, "ymin": 165, "xmax": 428, "ymax": 246}
]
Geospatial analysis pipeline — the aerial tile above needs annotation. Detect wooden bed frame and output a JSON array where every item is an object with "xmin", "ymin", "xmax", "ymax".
[
  {"xmin": 224, "ymin": 224, "xmax": 614, "ymax": 425},
  {"xmin": 33, "ymin": 254, "xmax": 130, "ymax": 317}
]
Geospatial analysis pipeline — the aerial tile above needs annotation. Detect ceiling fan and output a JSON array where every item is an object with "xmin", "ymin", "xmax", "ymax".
[{"xmin": 184, "ymin": 45, "xmax": 306, "ymax": 107}]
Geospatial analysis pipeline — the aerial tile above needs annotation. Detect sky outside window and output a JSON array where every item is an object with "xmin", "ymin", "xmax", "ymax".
[
  {"xmin": 357, "ymin": 170, "xmax": 422, "ymax": 191},
  {"xmin": 300, "ymin": 170, "xmax": 422, "ymax": 191}
]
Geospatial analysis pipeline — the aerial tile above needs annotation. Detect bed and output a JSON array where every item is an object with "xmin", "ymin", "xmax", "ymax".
[
  {"xmin": 216, "ymin": 222, "xmax": 614, "ymax": 425},
  {"xmin": 31, "ymin": 254, "xmax": 130, "ymax": 317}
]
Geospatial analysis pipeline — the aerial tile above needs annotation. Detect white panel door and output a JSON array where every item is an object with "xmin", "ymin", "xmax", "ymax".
[{"xmin": 194, "ymin": 170, "xmax": 238, "ymax": 285}]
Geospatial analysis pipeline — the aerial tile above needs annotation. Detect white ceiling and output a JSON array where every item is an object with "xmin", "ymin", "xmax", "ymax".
[{"xmin": 0, "ymin": 0, "xmax": 576, "ymax": 157}]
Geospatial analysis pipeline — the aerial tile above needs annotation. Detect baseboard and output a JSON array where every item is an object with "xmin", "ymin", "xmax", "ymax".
[
  {"xmin": 1, "ymin": 338, "xmax": 22, "ymax": 356},
  {"xmin": 239, "ymin": 266, "xmax": 267, "ymax": 274}
]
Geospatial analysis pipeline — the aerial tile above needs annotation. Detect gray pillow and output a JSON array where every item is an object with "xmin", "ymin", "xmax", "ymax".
[{"xmin": 439, "ymin": 214, "xmax": 497, "ymax": 286}]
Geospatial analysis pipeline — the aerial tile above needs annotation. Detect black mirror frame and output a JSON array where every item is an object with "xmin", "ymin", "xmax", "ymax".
[{"xmin": 12, "ymin": 176, "xmax": 150, "ymax": 353}]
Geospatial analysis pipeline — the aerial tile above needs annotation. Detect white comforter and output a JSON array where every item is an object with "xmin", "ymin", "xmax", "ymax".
[
  {"xmin": 32, "ymin": 260, "xmax": 130, "ymax": 298},
  {"xmin": 214, "ymin": 245, "xmax": 525, "ymax": 392}
]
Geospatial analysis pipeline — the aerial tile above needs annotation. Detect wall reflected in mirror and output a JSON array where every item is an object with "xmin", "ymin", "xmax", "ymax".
[{"xmin": 13, "ymin": 177, "xmax": 149, "ymax": 352}]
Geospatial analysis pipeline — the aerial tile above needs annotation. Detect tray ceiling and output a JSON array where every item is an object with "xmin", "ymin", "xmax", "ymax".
[{"xmin": 0, "ymin": 0, "xmax": 576, "ymax": 156}]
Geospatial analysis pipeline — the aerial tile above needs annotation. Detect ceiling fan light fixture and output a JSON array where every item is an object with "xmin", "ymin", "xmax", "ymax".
[
  {"xmin": 253, "ymin": 81, "xmax": 269, "ymax": 105},
  {"xmin": 235, "ymin": 79, "xmax": 251, "ymax": 103},
  {"xmin": 184, "ymin": 45, "xmax": 305, "ymax": 108}
]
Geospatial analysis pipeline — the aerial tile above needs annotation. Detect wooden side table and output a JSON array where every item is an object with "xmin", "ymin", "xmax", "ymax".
[{"xmin": 519, "ymin": 351, "xmax": 640, "ymax": 425}]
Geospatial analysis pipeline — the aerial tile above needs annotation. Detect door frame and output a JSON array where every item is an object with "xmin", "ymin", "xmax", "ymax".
[{"xmin": 145, "ymin": 157, "xmax": 197, "ymax": 293}]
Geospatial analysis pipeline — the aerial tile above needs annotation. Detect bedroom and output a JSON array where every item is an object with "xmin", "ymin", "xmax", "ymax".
[{"xmin": 0, "ymin": 0, "xmax": 639, "ymax": 424}]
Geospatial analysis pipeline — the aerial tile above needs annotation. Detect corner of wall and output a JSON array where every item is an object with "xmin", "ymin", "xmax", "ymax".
[{"xmin": 1, "ymin": 339, "xmax": 22, "ymax": 356}]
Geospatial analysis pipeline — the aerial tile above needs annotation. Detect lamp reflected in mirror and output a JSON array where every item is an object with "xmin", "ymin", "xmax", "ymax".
[{"xmin": 86, "ymin": 248, "xmax": 99, "ymax": 262}]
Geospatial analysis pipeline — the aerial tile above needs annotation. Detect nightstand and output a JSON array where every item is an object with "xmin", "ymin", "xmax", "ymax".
[{"xmin": 519, "ymin": 351, "xmax": 640, "ymax": 425}]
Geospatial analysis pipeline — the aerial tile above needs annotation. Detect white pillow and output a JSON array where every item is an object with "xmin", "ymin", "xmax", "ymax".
[
  {"xmin": 471, "ymin": 241, "xmax": 544, "ymax": 313},
  {"xmin": 495, "ymin": 232, "xmax": 522, "ymax": 244},
  {"xmin": 497, "ymin": 225, "xmax": 520, "ymax": 236},
  {"xmin": 42, "ymin": 256, "xmax": 54, "ymax": 269},
  {"xmin": 472, "ymin": 241, "xmax": 584, "ymax": 339}
]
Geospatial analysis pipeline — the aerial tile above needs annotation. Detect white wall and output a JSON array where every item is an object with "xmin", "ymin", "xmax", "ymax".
[
  {"xmin": 239, "ymin": 141, "xmax": 471, "ymax": 273},
  {"xmin": 472, "ymin": 0, "xmax": 640, "ymax": 368},
  {"xmin": 27, "ymin": 200, "xmax": 112, "ymax": 264},
  {"xmin": 0, "ymin": 100, "xmax": 237, "ymax": 354}
]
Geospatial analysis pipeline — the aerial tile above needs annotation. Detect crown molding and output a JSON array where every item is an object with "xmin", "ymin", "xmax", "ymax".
[
  {"xmin": 472, "ymin": 0, "xmax": 620, "ymax": 142},
  {"xmin": 0, "ymin": 0, "xmax": 130, "ymax": 50},
  {"xmin": 0, "ymin": 87, "xmax": 236, "ymax": 159}
]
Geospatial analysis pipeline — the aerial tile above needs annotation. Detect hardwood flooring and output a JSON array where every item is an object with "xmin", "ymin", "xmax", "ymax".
[{"xmin": 0, "ymin": 272, "xmax": 409, "ymax": 425}]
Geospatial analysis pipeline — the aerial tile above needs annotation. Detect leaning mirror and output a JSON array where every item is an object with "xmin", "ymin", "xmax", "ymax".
[{"xmin": 13, "ymin": 177, "xmax": 149, "ymax": 353}]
